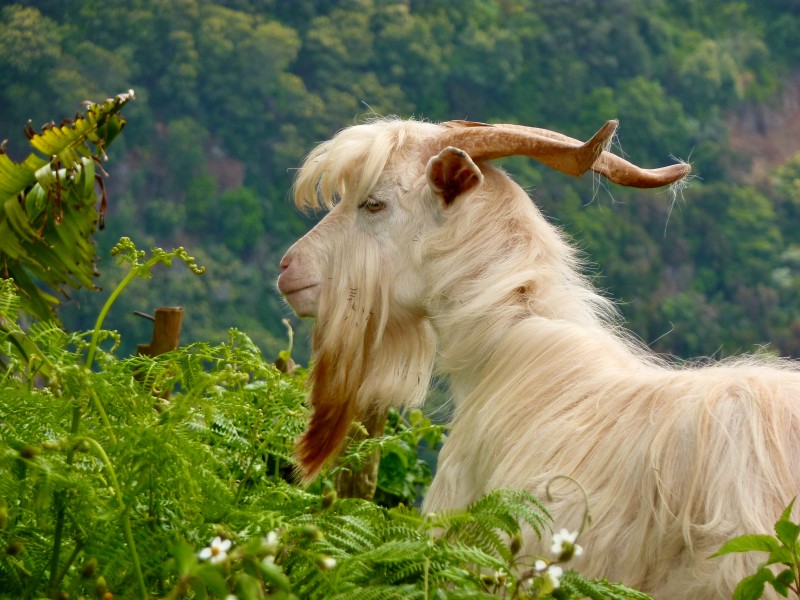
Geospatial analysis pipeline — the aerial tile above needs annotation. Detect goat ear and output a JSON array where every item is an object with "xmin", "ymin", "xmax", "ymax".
[{"xmin": 426, "ymin": 146, "xmax": 484, "ymax": 206}]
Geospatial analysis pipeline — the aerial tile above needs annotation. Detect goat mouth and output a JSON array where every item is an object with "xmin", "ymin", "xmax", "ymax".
[
  {"xmin": 279, "ymin": 282, "xmax": 319, "ymax": 297},
  {"xmin": 280, "ymin": 283, "xmax": 320, "ymax": 318}
]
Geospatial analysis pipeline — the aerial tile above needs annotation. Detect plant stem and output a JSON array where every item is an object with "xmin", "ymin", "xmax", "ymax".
[
  {"xmin": 52, "ymin": 539, "xmax": 84, "ymax": 593},
  {"xmin": 48, "ymin": 492, "xmax": 67, "ymax": 594},
  {"xmin": 423, "ymin": 553, "xmax": 429, "ymax": 600},
  {"xmin": 74, "ymin": 435, "xmax": 147, "ymax": 599},
  {"xmin": 234, "ymin": 453, "xmax": 258, "ymax": 505},
  {"xmin": 89, "ymin": 387, "xmax": 116, "ymax": 442},
  {"xmin": 85, "ymin": 267, "xmax": 140, "ymax": 369},
  {"xmin": 48, "ymin": 400, "xmax": 83, "ymax": 594}
]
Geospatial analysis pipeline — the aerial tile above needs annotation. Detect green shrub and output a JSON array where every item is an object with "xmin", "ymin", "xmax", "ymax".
[{"xmin": 0, "ymin": 239, "xmax": 648, "ymax": 599}]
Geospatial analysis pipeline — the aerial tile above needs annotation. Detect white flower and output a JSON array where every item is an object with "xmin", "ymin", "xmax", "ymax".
[
  {"xmin": 264, "ymin": 530, "xmax": 280, "ymax": 554},
  {"xmin": 546, "ymin": 565, "xmax": 563, "ymax": 589},
  {"xmin": 534, "ymin": 559, "xmax": 548, "ymax": 572},
  {"xmin": 550, "ymin": 528, "xmax": 583, "ymax": 558},
  {"xmin": 550, "ymin": 528, "xmax": 575, "ymax": 554},
  {"xmin": 225, "ymin": 596, "xmax": 238, "ymax": 600},
  {"xmin": 198, "ymin": 536, "xmax": 232, "ymax": 564},
  {"xmin": 318, "ymin": 556, "xmax": 336, "ymax": 570}
]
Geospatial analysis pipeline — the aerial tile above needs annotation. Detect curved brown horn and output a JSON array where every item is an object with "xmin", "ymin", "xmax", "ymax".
[
  {"xmin": 438, "ymin": 120, "xmax": 691, "ymax": 188},
  {"xmin": 439, "ymin": 119, "xmax": 617, "ymax": 178},
  {"xmin": 591, "ymin": 158, "xmax": 691, "ymax": 188}
]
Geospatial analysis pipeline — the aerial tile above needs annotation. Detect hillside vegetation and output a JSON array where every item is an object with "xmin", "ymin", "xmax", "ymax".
[{"xmin": 2, "ymin": 0, "xmax": 800, "ymax": 360}]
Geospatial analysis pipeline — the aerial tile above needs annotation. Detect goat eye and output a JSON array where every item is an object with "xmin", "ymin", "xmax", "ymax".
[{"xmin": 361, "ymin": 196, "xmax": 385, "ymax": 213}]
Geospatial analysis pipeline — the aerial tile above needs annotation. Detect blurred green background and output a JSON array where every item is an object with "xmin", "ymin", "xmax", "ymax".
[{"xmin": 2, "ymin": 0, "xmax": 800, "ymax": 364}]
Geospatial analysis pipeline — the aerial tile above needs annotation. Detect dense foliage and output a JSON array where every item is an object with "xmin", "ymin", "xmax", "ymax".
[
  {"xmin": 0, "ymin": 249, "xmax": 654, "ymax": 599},
  {"xmin": 2, "ymin": 0, "xmax": 800, "ymax": 361}
]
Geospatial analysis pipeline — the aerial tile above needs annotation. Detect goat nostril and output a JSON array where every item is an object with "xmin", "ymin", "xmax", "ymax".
[{"xmin": 280, "ymin": 254, "xmax": 291, "ymax": 272}]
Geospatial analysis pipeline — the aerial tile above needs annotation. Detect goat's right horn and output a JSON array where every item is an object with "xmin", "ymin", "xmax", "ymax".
[{"xmin": 438, "ymin": 120, "xmax": 691, "ymax": 188}]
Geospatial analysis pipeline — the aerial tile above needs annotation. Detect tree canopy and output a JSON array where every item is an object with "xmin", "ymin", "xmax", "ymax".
[{"xmin": 2, "ymin": 0, "xmax": 800, "ymax": 360}]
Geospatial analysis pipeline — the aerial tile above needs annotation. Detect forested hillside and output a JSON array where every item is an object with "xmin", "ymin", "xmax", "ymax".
[{"xmin": 2, "ymin": 0, "xmax": 800, "ymax": 362}]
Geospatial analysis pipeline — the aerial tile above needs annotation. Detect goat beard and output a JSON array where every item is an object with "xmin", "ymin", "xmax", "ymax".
[{"xmin": 294, "ymin": 246, "xmax": 435, "ymax": 483}]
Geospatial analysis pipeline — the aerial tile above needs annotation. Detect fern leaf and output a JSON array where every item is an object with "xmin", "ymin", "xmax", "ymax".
[
  {"xmin": 561, "ymin": 570, "xmax": 655, "ymax": 600},
  {"xmin": 327, "ymin": 584, "xmax": 423, "ymax": 600}
]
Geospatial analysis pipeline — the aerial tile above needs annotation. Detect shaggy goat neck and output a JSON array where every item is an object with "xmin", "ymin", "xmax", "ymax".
[{"xmin": 423, "ymin": 168, "xmax": 629, "ymax": 392}]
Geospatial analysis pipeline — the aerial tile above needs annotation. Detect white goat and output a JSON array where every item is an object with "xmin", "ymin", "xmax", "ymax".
[{"xmin": 277, "ymin": 117, "xmax": 800, "ymax": 599}]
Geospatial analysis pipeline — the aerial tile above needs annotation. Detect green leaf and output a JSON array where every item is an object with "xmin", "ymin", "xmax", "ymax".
[
  {"xmin": 774, "ymin": 519, "xmax": 800, "ymax": 550},
  {"xmin": 196, "ymin": 564, "xmax": 230, "ymax": 598},
  {"xmin": 0, "ymin": 152, "xmax": 39, "ymax": 200},
  {"xmin": 733, "ymin": 568, "xmax": 773, "ymax": 600},
  {"xmin": 188, "ymin": 577, "xmax": 209, "ymax": 600},
  {"xmin": 259, "ymin": 560, "xmax": 292, "ymax": 592},
  {"xmin": 769, "ymin": 568, "xmax": 794, "ymax": 597},
  {"xmin": 779, "ymin": 498, "xmax": 796, "ymax": 522},
  {"xmin": 712, "ymin": 534, "xmax": 780, "ymax": 557},
  {"xmin": 235, "ymin": 572, "xmax": 266, "ymax": 600},
  {"xmin": 767, "ymin": 545, "xmax": 795, "ymax": 567},
  {"xmin": 171, "ymin": 541, "xmax": 199, "ymax": 577},
  {"xmin": 0, "ymin": 91, "xmax": 133, "ymax": 321}
]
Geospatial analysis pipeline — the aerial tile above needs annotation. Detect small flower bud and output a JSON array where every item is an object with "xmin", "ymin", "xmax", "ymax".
[
  {"xmin": 509, "ymin": 532, "xmax": 522, "ymax": 556},
  {"xmin": 19, "ymin": 445, "xmax": 38, "ymax": 459},
  {"xmin": 80, "ymin": 558, "xmax": 97, "ymax": 578},
  {"xmin": 299, "ymin": 524, "xmax": 323, "ymax": 542},
  {"xmin": 557, "ymin": 542, "xmax": 576, "ymax": 561},
  {"xmin": 317, "ymin": 556, "xmax": 336, "ymax": 570},
  {"xmin": 42, "ymin": 439, "xmax": 62, "ymax": 451},
  {"xmin": 321, "ymin": 490, "xmax": 337, "ymax": 509},
  {"xmin": 95, "ymin": 575, "xmax": 108, "ymax": 596},
  {"xmin": 6, "ymin": 539, "xmax": 23, "ymax": 556}
]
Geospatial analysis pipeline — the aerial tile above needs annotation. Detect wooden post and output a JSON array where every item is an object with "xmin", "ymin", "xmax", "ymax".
[
  {"xmin": 136, "ymin": 307, "xmax": 184, "ymax": 357},
  {"xmin": 334, "ymin": 407, "xmax": 390, "ymax": 500},
  {"xmin": 135, "ymin": 307, "xmax": 184, "ymax": 402}
]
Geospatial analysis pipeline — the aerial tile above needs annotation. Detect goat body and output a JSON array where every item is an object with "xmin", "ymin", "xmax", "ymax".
[{"xmin": 277, "ymin": 117, "xmax": 800, "ymax": 598}]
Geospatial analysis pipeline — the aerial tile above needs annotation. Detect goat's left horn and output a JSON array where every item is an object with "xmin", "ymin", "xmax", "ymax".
[
  {"xmin": 438, "ymin": 120, "xmax": 691, "ymax": 188},
  {"xmin": 439, "ymin": 119, "xmax": 617, "ymax": 179}
]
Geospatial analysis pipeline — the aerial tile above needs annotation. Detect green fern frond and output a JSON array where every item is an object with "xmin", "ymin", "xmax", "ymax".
[
  {"xmin": 0, "ymin": 279, "xmax": 21, "ymax": 323},
  {"xmin": 346, "ymin": 539, "xmax": 427, "ymax": 564},
  {"xmin": 469, "ymin": 487, "xmax": 551, "ymax": 538},
  {"xmin": 560, "ymin": 570, "xmax": 655, "ymax": 599},
  {"xmin": 381, "ymin": 558, "xmax": 428, "ymax": 584},
  {"xmin": 437, "ymin": 541, "xmax": 507, "ymax": 573},
  {"xmin": 327, "ymin": 584, "xmax": 423, "ymax": 600}
]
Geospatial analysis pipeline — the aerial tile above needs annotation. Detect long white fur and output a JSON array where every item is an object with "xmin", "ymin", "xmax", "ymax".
[{"xmin": 284, "ymin": 117, "xmax": 800, "ymax": 599}]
